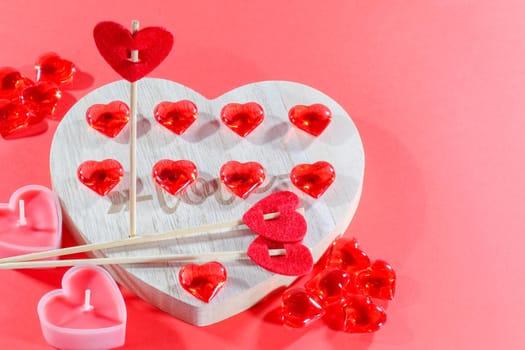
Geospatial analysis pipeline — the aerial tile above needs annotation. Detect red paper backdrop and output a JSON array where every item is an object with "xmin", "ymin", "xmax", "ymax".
[{"xmin": 1, "ymin": 1, "xmax": 524, "ymax": 349}]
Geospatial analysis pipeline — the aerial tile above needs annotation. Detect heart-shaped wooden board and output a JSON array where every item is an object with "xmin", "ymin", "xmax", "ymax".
[{"xmin": 49, "ymin": 79, "xmax": 364, "ymax": 326}]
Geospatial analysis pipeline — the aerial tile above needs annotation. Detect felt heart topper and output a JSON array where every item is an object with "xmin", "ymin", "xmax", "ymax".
[{"xmin": 93, "ymin": 21, "xmax": 173, "ymax": 82}]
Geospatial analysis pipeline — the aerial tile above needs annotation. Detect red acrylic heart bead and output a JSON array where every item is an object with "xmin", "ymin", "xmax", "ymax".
[
  {"xmin": 77, "ymin": 159, "xmax": 124, "ymax": 196},
  {"xmin": 304, "ymin": 268, "xmax": 350, "ymax": 307},
  {"xmin": 243, "ymin": 191, "xmax": 306, "ymax": 243},
  {"xmin": 0, "ymin": 67, "xmax": 34, "ymax": 102},
  {"xmin": 281, "ymin": 288, "xmax": 324, "ymax": 328},
  {"xmin": 93, "ymin": 21, "xmax": 174, "ymax": 82},
  {"xmin": 20, "ymin": 81, "xmax": 61, "ymax": 118},
  {"xmin": 0, "ymin": 99, "xmax": 30, "ymax": 137},
  {"xmin": 325, "ymin": 237, "xmax": 371, "ymax": 274},
  {"xmin": 220, "ymin": 102, "xmax": 264, "ymax": 137},
  {"xmin": 86, "ymin": 101, "xmax": 130, "ymax": 137},
  {"xmin": 219, "ymin": 161, "xmax": 265, "ymax": 199},
  {"xmin": 290, "ymin": 161, "xmax": 336, "ymax": 198},
  {"xmin": 35, "ymin": 52, "xmax": 76, "ymax": 85},
  {"xmin": 354, "ymin": 260, "xmax": 396, "ymax": 300},
  {"xmin": 325, "ymin": 295, "xmax": 386, "ymax": 333},
  {"xmin": 154, "ymin": 100, "xmax": 198, "ymax": 135},
  {"xmin": 179, "ymin": 262, "xmax": 227, "ymax": 303},
  {"xmin": 152, "ymin": 159, "xmax": 198, "ymax": 196},
  {"xmin": 289, "ymin": 103, "xmax": 332, "ymax": 136}
]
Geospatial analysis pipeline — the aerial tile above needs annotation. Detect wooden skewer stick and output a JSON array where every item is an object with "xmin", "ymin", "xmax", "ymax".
[
  {"xmin": 18, "ymin": 200, "xmax": 27, "ymax": 226},
  {"xmin": 0, "ymin": 249, "xmax": 286, "ymax": 270},
  {"xmin": 0, "ymin": 208, "xmax": 304, "ymax": 264},
  {"xmin": 129, "ymin": 19, "xmax": 140, "ymax": 238}
]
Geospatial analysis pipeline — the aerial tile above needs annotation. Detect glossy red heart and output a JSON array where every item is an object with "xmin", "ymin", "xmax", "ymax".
[
  {"xmin": 290, "ymin": 161, "xmax": 336, "ymax": 198},
  {"xmin": 325, "ymin": 237, "xmax": 371, "ymax": 274},
  {"xmin": 220, "ymin": 102, "xmax": 264, "ymax": 137},
  {"xmin": 281, "ymin": 288, "xmax": 324, "ymax": 328},
  {"xmin": 20, "ymin": 81, "xmax": 62, "ymax": 118},
  {"xmin": 324, "ymin": 295, "xmax": 386, "ymax": 333},
  {"xmin": 154, "ymin": 100, "xmax": 198, "ymax": 135},
  {"xmin": 152, "ymin": 159, "xmax": 198, "ymax": 195},
  {"xmin": 0, "ymin": 99, "xmax": 30, "ymax": 137},
  {"xmin": 86, "ymin": 101, "xmax": 130, "ymax": 137},
  {"xmin": 93, "ymin": 21, "xmax": 174, "ymax": 82},
  {"xmin": 247, "ymin": 236, "xmax": 313, "ymax": 276},
  {"xmin": 242, "ymin": 191, "xmax": 306, "ymax": 242},
  {"xmin": 289, "ymin": 103, "xmax": 332, "ymax": 136},
  {"xmin": 219, "ymin": 161, "xmax": 265, "ymax": 199},
  {"xmin": 35, "ymin": 52, "xmax": 76, "ymax": 85},
  {"xmin": 179, "ymin": 262, "xmax": 227, "ymax": 303},
  {"xmin": 304, "ymin": 268, "xmax": 350, "ymax": 307},
  {"xmin": 354, "ymin": 260, "xmax": 396, "ymax": 300},
  {"xmin": 0, "ymin": 67, "xmax": 34, "ymax": 102},
  {"xmin": 77, "ymin": 159, "xmax": 124, "ymax": 196}
]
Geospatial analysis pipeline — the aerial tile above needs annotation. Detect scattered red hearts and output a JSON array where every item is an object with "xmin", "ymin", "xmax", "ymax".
[
  {"xmin": 179, "ymin": 262, "xmax": 227, "ymax": 303},
  {"xmin": 77, "ymin": 159, "xmax": 124, "ymax": 196},
  {"xmin": 281, "ymin": 288, "xmax": 324, "ymax": 328},
  {"xmin": 289, "ymin": 103, "xmax": 332, "ymax": 136},
  {"xmin": 86, "ymin": 101, "xmax": 130, "ymax": 138},
  {"xmin": 304, "ymin": 268, "xmax": 350, "ymax": 307},
  {"xmin": 20, "ymin": 81, "xmax": 61, "ymax": 118},
  {"xmin": 0, "ymin": 67, "xmax": 33, "ymax": 102},
  {"xmin": 152, "ymin": 159, "xmax": 198, "ymax": 196},
  {"xmin": 219, "ymin": 161, "xmax": 265, "ymax": 199},
  {"xmin": 290, "ymin": 161, "xmax": 336, "ymax": 199},
  {"xmin": 325, "ymin": 236, "xmax": 371, "ymax": 274},
  {"xmin": 154, "ymin": 100, "xmax": 198, "ymax": 135},
  {"xmin": 220, "ymin": 102, "xmax": 264, "ymax": 137},
  {"xmin": 324, "ymin": 295, "xmax": 386, "ymax": 333},
  {"xmin": 354, "ymin": 260, "xmax": 396, "ymax": 300},
  {"xmin": 0, "ymin": 99, "xmax": 30, "ymax": 137},
  {"xmin": 35, "ymin": 52, "xmax": 76, "ymax": 85}
]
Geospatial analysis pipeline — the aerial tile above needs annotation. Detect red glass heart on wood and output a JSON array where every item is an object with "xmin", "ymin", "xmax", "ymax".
[
  {"xmin": 355, "ymin": 260, "xmax": 396, "ymax": 300},
  {"xmin": 179, "ymin": 262, "xmax": 227, "ymax": 303},
  {"xmin": 325, "ymin": 295, "xmax": 386, "ymax": 333},
  {"xmin": 35, "ymin": 52, "xmax": 76, "ymax": 85},
  {"xmin": 242, "ymin": 191, "xmax": 306, "ymax": 242},
  {"xmin": 247, "ymin": 236, "xmax": 313, "ymax": 276},
  {"xmin": 0, "ymin": 67, "xmax": 34, "ymax": 102},
  {"xmin": 20, "ymin": 81, "xmax": 61, "ymax": 118},
  {"xmin": 305, "ymin": 268, "xmax": 350, "ymax": 307},
  {"xmin": 281, "ymin": 288, "xmax": 324, "ymax": 328},
  {"xmin": 289, "ymin": 104, "xmax": 332, "ymax": 136},
  {"xmin": 154, "ymin": 100, "xmax": 198, "ymax": 135},
  {"xmin": 220, "ymin": 102, "xmax": 264, "ymax": 137},
  {"xmin": 93, "ymin": 21, "xmax": 174, "ymax": 82},
  {"xmin": 290, "ymin": 161, "xmax": 336, "ymax": 198},
  {"xmin": 152, "ymin": 159, "xmax": 198, "ymax": 196},
  {"xmin": 86, "ymin": 101, "xmax": 130, "ymax": 137},
  {"xmin": 325, "ymin": 237, "xmax": 371, "ymax": 274},
  {"xmin": 0, "ymin": 99, "xmax": 30, "ymax": 137},
  {"xmin": 77, "ymin": 159, "xmax": 124, "ymax": 196},
  {"xmin": 219, "ymin": 161, "xmax": 265, "ymax": 199}
]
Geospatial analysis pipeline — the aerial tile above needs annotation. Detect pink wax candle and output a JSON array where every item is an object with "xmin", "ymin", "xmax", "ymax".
[
  {"xmin": 37, "ymin": 265, "xmax": 127, "ymax": 350},
  {"xmin": 0, "ymin": 185, "xmax": 62, "ymax": 258}
]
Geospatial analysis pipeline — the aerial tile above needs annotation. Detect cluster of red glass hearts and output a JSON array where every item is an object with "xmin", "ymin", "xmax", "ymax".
[
  {"xmin": 280, "ymin": 237, "xmax": 396, "ymax": 333},
  {"xmin": 0, "ymin": 53, "xmax": 75, "ymax": 138}
]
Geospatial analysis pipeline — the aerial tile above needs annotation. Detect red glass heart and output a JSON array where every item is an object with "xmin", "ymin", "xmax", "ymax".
[
  {"xmin": 325, "ymin": 295, "xmax": 386, "ymax": 333},
  {"xmin": 325, "ymin": 237, "xmax": 371, "ymax": 274},
  {"xmin": 154, "ymin": 100, "xmax": 198, "ymax": 135},
  {"xmin": 219, "ymin": 161, "xmax": 265, "ymax": 199},
  {"xmin": 86, "ymin": 101, "xmax": 130, "ymax": 137},
  {"xmin": 152, "ymin": 159, "xmax": 198, "ymax": 196},
  {"xmin": 220, "ymin": 102, "xmax": 264, "ymax": 137},
  {"xmin": 0, "ymin": 67, "xmax": 34, "ymax": 102},
  {"xmin": 289, "ymin": 103, "xmax": 332, "ymax": 136},
  {"xmin": 179, "ymin": 262, "xmax": 227, "ymax": 303},
  {"xmin": 304, "ymin": 268, "xmax": 350, "ymax": 307},
  {"xmin": 242, "ymin": 191, "xmax": 306, "ymax": 243},
  {"xmin": 247, "ymin": 236, "xmax": 313, "ymax": 276},
  {"xmin": 93, "ymin": 21, "xmax": 174, "ymax": 82},
  {"xmin": 290, "ymin": 161, "xmax": 336, "ymax": 198},
  {"xmin": 77, "ymin": 159, "xmax": 124, "ymax": 196},
  {"xmin": 20, "ymin": 81, "xmax": 61, "ymax": 118},
  {"xmin": 281, "ymin": 288, "xmax": 324, "ymax": 328},
  {"xmin": 0, "ymin": 99, "xmax": 30, "ymax": 137},
  {"xmin": 355, "ymin": 260, "xmax": 396, "ymax": 300},
  {"xmin": 35, "ymin": 52, "xmax": 76, "ymax": 85}
]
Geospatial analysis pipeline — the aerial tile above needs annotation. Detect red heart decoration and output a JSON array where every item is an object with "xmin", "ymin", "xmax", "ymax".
[
  {"xmin": 247, "ymin": 236, "xmax": 313, "ymax": 276},
  {"xmin": 325, "ymin": 237, "xmax": 371, "ymax": 274},
  {"xmin": 220, "ymin": 102, "xmax": 264, "ymax": 137},
  {"xmin": 35, "ymin": 52, "xmax": 76, "ymax": 85},
  {"xmin": 219, "ymin": 161, "xmax": 265, "ymax": 199},
  {"xmin": 154, "ymin": 100, "xmax": 198, "ymax": 135},
  {"xmin": 77, "ymin": 159, "xmax": 124, "ymax": 196},
  {"xmin": 289, "ymin": 103, "xmax": 332, "ymax": 136},
  {"xmin": 304, "ymin": 268, "xmax": 350, "ymax": 307},
  {"xmin": 325, "ymin": 295, "xmax": 386, "ymax": 333},
  {"xmin": 86, "ymin": 101, "xmax": 130, "ymax": 138},
  {"xmin": 178, "ymin": 262, "xmax": 227, "ymax": 303},
  {"xmin": 290, "ymin": 161, "xmax": 336, "ymax": 198},
  {"xmin": 0, "ymin": 67, "xmax": 34, "ymax": 102},
  {"xmin": 0, "ymin": 99, "xmax": 30, "ymax": 137},
  {"xmin": 93, "ymin": 21, "xmax": 174, "ymax": 82},
  {"xmin": 281, "ymin": 288, "xmax": 324, "ymax": 328},
  {"xmin": 20, "ymin": 81, "xmax": 62, "ymax": 118},
  {"xmin": 354, "ymin": 260, "xmax": 396, "ymax": 300},
  {"xmin": 152, "ymin": 159, "xmax": 198, "ymax": 195},
  {"xmin": 242, "ymin": 191, "xmax": 306, "ymax": 242}
]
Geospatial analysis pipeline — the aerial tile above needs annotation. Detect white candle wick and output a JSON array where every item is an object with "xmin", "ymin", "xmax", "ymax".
[
  {"xmin": 83, "ymin": 289, "xmax": 94, "ymax": 311},
  {"xmin": 18, "ymin": 200, "xmax": 27, "ymax": 226}
]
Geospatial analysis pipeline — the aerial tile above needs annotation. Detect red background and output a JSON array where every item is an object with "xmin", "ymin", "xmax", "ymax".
[{"xmin": 1, "ymin": 1, "xmax": 524, "ymax": 349}]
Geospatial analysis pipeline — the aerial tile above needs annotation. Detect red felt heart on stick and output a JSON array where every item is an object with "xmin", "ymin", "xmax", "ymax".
[
  {"xmin": 243, "ymin": 191, "xmax": 306, "ymax": 243},
  {"xmin": 247, "ymin": 236, "xmax": 313, "ymax": 276},
  {"xmin": 93, "ymin": 21, "xmax": 173, "ymax": 82},
  {"xmin": 77, "ymin": 159, "xmax": 124, "ymax": 196},
  {"xmin": 179, "ymin": 262, "xmax": 227, "ymax": 303}
]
